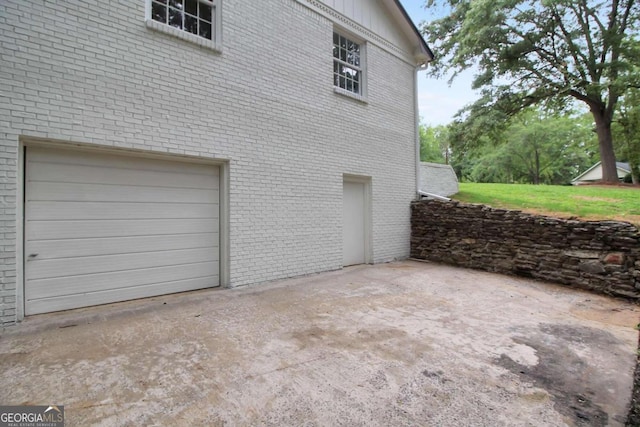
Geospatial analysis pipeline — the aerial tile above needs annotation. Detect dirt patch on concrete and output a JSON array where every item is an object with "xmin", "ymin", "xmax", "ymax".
[{"xmin": 496, "ymin": 323, "xmax": 626, "ymax": 426}]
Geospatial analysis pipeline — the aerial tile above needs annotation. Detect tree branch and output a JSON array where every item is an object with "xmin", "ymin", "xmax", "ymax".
[
  {"xmin": 601, "ymin": 0, "xmax": 619, "ymax": 68},
  {"xmin": 571, "ymin": 1, "xmax": 597, "ymax": 74},
  {"xmin": 568, "ymin": 89, "xmax": 601, "ymax": 112},
  {"xmin": 548, "ymin": 4, "xmax": 593, "ymax": 82}
]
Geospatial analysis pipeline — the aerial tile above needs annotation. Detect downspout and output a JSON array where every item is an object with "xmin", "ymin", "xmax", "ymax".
[{"xmin": 414, "ymin": 63, "xmax": 427, "ymax": 199}]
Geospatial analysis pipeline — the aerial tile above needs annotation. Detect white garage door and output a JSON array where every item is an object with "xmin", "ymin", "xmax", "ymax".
[{"xmin": 25, "ymin": 147, "xmax": 220, "ymax": 315}]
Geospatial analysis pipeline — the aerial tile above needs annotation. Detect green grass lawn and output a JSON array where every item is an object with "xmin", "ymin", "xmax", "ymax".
[{"xmin": 452, "ymin": 183, "xmax": 640, "ymax": 225}]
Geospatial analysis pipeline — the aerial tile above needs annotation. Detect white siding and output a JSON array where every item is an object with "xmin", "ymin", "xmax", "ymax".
[
  {"xmin": 317, "ymin": 0, "xmax": 414, "ymax": 53},
  {"xmin": 1, "ymin": 0, "xmax": 418, "ymax": 323},
  {"xmin": 578, "ymin": 165, "xmax": 605, "ymax": 183},
  {"xmin": 573, "ymin": 163, "xmax": 630, "ymax": 184}
]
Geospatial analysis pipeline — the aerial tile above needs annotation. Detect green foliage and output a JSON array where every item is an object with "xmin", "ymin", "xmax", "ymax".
[
  {"xmin": 420, "ymin": 124, "xmax": 449, "ymax": 163},
  {"xmin": 422, "ymin": 0, "xmax": 640, "ymax": 182},
  {"xmin": 449, "ymin": 109, "xmax": 598, "ymax": 185},
  {"xmin": 614, "ymin": 88, "xmax": 640, "ymax": 184},
  {"xmin": 453, "ymin": 183, "xmax": 640, "ymax": 224}
]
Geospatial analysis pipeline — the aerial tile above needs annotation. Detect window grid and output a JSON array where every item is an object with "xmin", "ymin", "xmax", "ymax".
[
  {"xmin": 151, "ymin": 0, "xmax": 215, "ymax": 41},
  {"xmin": 333, "ymin": 32, "xmax": 362, "ymax": 95}
]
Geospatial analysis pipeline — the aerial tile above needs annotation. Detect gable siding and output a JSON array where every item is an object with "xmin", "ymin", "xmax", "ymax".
[
  {"xmin": 579, "ymin": 166, "xmax": 606, "ymax": 182},
  {"xmin": 575, "ymin": 164, "xmax": 630, "ymax": 183},
  {"xmin": 0, "ymin": 0, "xmax": 417, "ymax": 324},
  {"xmin": 310, "ymin": 0, "xmax": 414, "ymax": 56}
]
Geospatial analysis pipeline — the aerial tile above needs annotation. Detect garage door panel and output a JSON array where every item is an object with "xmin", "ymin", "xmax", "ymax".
[
  {"xmin": 27, "ymin": 247, "xmax": 219, "ymax": 280},
  {"xmin": 27, "ymin": 219, "xmax": 218, "ymax": 240},
  {"xmin": 25, "ymin": 146, "xmax": 221, "ymax": 315},
  {"xmin": 26, "ymin": 276, "xmax": 218, "ymax": 316},
  {"xmin": 28, "ymin": 233, "xmax": 218, "ymax": 259},
  {"xmin": 28, "ymin": 162, "xmax": 218, "ymax": 190},
  {"xmin": 27, "ymin": 201, "xmax": 217, "ymax": 220},
  {"xmin": 28, "ymin": 147, "xmax": 218, "ymax": 177},
  {"xmin": 28, "ymin": 181, "xmax": 219, "ymax": 204},
  {"xmin": 26, "ymin": 262, "xmax": 218, "ymax": 301}
]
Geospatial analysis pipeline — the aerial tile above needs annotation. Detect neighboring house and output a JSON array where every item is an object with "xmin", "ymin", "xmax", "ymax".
[
  {"xmin": 0, "ymin": 0, "xmax": 433, "ymax": 324},
  {"xmin": 572, "ymin": 161, "xmax": 631, "ymax": 185},
  {"xmin": 419, "ymin": 162, "xmax": 459, "ymax": 197}
]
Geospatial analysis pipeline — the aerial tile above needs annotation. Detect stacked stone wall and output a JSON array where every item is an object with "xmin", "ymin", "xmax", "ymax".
[{"xmin": 411, "ymin": 200, "xmax": 640, "ymax": 299}]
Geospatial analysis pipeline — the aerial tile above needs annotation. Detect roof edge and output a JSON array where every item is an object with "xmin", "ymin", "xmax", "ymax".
[{"xmin": 392, "ymin": 0, "xmax": 434, "ymax": 62}]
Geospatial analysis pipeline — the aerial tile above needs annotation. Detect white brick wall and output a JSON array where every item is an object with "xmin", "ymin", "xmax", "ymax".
[{"xmin": 0, "ymin": 0, "xmax": 418, "ymax": 324}]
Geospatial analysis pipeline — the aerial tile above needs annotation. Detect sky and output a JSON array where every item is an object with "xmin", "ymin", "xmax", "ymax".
[{"xmin": 399, "ymin": 1, "xmax": 477, "ymax": 126}]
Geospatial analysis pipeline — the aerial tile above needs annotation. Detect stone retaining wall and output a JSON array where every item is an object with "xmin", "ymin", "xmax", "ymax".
[{"xmin": 411, "ymin": 200, "xmax": 640, "ymax": 299}]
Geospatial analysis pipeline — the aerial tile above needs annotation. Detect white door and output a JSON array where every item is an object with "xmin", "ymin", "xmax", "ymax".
[
  {"xmin": 343, "ymin": 180, "xmax": 366, "ymax": 266},
  {"xmin": 24, "ymin": 147, "xmax": 220, "ymax": 315}
]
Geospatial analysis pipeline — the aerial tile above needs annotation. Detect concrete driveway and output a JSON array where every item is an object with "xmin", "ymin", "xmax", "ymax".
[{"xmin": 1, "ymin": 261, "xmax": 638, "ymax": 426}]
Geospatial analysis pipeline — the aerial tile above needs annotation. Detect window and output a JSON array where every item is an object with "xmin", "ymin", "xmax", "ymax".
[
  {"xmin": 333, "ymin": 32, "xmax": 364, "ymax": 97},
  {"xmin": 147, "ymin": 0, "xmax": 221, "ymax": 50}
]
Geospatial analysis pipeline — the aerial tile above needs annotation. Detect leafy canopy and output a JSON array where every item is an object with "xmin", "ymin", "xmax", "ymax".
[
  {"xmin": 422, "ymin": 0, "xmax": 640, "ymax": 183},
  {"xmin": 423, "ymin": 0, "xmax": 640, "ymax": 119},
  {"xmin": 420, "ymin": 124, "xmax": 450, "ymax": 163},
  {"xmin": 449, "ymin": 110, "xmax": 597, "ymax": 185},
  {"xmin": 613, "ymin": 88, "xmax": 640, "ymax": 183}
]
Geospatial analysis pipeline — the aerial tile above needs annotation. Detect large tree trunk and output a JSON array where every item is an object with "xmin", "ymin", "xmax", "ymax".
[
  {"xmin": 630, "ymin": 160, "xmax": 639, "ymax": 185},
  {"xmin": 592, "ymin": 109, "xmax": 619, "ymax": 183},
  {"xmin": 534, "ymin": 149, "xmax": 540, "ymax": 185}
]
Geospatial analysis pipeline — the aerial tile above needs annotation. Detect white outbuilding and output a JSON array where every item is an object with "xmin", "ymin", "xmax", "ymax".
[{"xmin": 571, "ymin": 161, "xmax": 631, "ymax": 185}]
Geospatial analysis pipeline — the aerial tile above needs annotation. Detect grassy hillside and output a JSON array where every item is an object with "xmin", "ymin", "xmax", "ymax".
[{"xmin": 452, "ymin": 183, "xmax": 640, "ymax": 225}]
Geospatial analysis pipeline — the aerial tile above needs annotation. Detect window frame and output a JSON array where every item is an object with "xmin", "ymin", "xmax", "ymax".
[
  {"xmin": 145, "ymin": 0, "xmax": 223, "ymax": 52},
  {"xmin": 332, "ymin": 29, "xmax": 367, "ymax": 102}
]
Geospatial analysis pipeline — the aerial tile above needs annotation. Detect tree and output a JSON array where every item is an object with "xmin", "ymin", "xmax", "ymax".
[
  {"xmin": 420, "ymin": 124, "xmax": 449, "ymax": 163},
  {"xmin": 449, "ymin": 110, "xmax": 598, "ymax": 184},
  {"xmin": 422, "ymin": 0, "xmax": 640, "ymax": 182},
  {"xmin": 500, "ymin": 111, "xmax": 597, "ymax": 184},
  {"xmin": 614, "ymin": 88, "xmax": 640, "ymax": 184}
]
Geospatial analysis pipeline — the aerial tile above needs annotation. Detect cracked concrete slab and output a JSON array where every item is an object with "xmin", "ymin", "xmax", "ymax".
[{"xmin": 1, "ymin": 261, "xmax": 638, "ymax": 426}]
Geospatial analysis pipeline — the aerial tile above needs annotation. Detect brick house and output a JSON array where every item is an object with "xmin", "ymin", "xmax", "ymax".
[{"xmin": 0, "ymin": 0, "xmax": 433, "ymax": 324}]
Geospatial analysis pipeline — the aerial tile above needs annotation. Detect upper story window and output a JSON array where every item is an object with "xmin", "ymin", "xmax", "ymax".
[
  {"xmin": 333, "ymin": 32, "xmax": 365, "ymax": 98},
  {"xmin": 146, "ymin": 0, "xmax": 222, "ymax": 51},
  {"xmin": 151, "ymin": 0, "xmax": 215, "ymax": 40}
]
